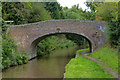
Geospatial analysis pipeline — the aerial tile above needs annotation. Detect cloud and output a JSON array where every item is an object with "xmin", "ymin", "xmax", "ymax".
[{"xmin": 57, "ymin": 0, "xmax": 88, "ymax": 10}]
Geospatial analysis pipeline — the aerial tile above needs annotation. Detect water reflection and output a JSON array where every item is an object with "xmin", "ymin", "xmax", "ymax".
[{"xmin": 2, "ymin": 47, "xmax": 77, "ymax": 78}]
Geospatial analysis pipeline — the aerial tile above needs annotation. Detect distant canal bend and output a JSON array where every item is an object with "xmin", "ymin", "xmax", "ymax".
[{"xmin": 2, "ymin": 47, "xmax": 78, "ymax": 78}]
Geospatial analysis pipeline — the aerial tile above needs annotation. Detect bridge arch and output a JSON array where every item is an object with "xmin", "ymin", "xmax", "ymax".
[
  {"xmin": 9, "ymin": 19, "xmax": 106, "ymax": 59},
  {"xmin": 30, "ymin": 31, "xmax": 93, "ymax": 58}
]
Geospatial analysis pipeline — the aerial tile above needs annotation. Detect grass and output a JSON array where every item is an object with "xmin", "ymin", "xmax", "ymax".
[
  {"xmin": 64, "ymin": 45, "xmax": 118, "ymax": 78},
  {"xmin": 64, "ymin": 55, "xmax": 113, "ymax": 78},
  {"xmin": 76, "ymin": 48, "xmax": 89, "ymax": 53},
  {"xmin": 88, "ymin": 45, "xmax": 118, "ymax": 72}
]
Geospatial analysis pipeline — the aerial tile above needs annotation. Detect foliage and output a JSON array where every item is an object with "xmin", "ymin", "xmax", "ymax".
[
  {"xmin": 28, "ymin": 2, "xmax": 52, "ymax": 23},
  {"xmin": 96, "ymin": 2, "xmax": 118, "ymax": 21},
  {"xmin": 37, "ymin": 34, "xmax": 77, "ymax": 56},
  {"xmin": 2, "ymin": 19, "xmax": 28, "ymax": 69},
  {"xmin": 2, "ymin": 2, "xmax": 31, "ymax": 25},
  {"xmin": 85, "ymin": 1, "xmax": 120, "ymax": 48},
  {"xmin": 95, "ymin": 2, "xmax": 120, "ymax": 48},
  {"xmin": 0, "ymin": 44, "xmax": 2, "ymax": 71},
  {"xmin": 85, "ymin": 2, "xmax": 102, "ymax": 20},
  {"xmin": 2, "ymin": 2, "xmax": 52, "ymax": 25},
  {"xmin": 76, "ymin": 48, "xmax": 89, "ymax": 53},
  {"xmin": 2, "ymin": 20, "xmax": 8, "ymax": 33},
  {"xmin": 2, "ymin": 34, "xmax": 28, "ymax": 69},
  {"xmin": 63, "ymin": 5, "xmax": 95, "ymax": 20},
  {"xmin": 88, "ymin": 45, "xmax": 118, "ymax": 72},
  {"xmin": 66, "ymin": 34, "xmax": 89, "ymax": 48},
  {"xmin": 64, "ymin": 54, "xmax": 113, "ymax": 78},
  {"xmin": 44, "ymin": 2, "xmax": 64, "ymax": 19}
]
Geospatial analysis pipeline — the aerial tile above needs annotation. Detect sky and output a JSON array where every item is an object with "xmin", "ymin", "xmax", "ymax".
[{"xmin": 57, "ymin": 0, "xmax": 88, "ymax": 10}]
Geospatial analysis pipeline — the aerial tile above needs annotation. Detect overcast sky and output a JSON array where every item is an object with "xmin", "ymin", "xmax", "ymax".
[{"xmin": 57, "ymin": 0, "xmax": 88, "ymax": 10}]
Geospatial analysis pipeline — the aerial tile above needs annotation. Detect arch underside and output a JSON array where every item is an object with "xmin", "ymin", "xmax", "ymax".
[{"xmin": 30, "ymin": 32, "xmax": 93, "ymax": 59}]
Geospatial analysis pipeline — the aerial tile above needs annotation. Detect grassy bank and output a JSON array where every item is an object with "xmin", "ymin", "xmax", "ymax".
[
  {"xmin": 76, "ymin": 48, "xmax": 89, "ymax": 53},
  {"xmin": 88, "ymin": 45, "xmax": 118, "ymax": 72},
  {"xmin": 64, "ymin": 55, "xmax": 113, "ymax": 78},
  {"xmin": 64, "ymin": 45, "xmax": 118, "ymax": 78}
]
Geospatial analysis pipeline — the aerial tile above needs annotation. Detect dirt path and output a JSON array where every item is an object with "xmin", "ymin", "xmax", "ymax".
[{"xmin": 77, "ymin": 52, "xmax": 119, "ymax": 78}]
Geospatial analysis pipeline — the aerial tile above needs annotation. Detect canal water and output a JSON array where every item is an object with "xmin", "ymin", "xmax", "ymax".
[{"xmin": 2, "ymin": 47, "xmax": 78, "ymax": 78}]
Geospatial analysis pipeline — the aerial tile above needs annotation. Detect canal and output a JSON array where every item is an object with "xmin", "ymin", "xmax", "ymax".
[{"xmin": 2, "ymin": 47, "xmax": 78, "ymax": 78}]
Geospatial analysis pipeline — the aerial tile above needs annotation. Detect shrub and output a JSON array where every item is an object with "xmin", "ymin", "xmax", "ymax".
[{"xmin": 2, "ymin": 33, "xmax": 28, "ymax": 69}]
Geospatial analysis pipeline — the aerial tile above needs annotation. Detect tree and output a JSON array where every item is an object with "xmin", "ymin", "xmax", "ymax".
[
  {"xmin": 66, "ymin": 34, "xmax": 89, "ymax": 48},
  {"xmin": 95, "ymin": 2, "xmax": 119, "ymax": 48},
  {"xmin": 28, "ymin": 2, "xmax": 52, "ymax": 23},
  {"xmin": 2, "ymin": 2, "xmax": 31, "ymax": 25},
  {"xmin": 2, "ymin": 2, "xmax": 53, "ymax": 24},
  {"xmin": 44, "ymin": 2, "xmax": 64, "ymax": 19},
  {"xmin": 85, "ymin": 1, "xmax": 102, "ymax": 20},
  {"xmin": 63, "ymin": 4, "xmax": 95, "ymax": 20}
]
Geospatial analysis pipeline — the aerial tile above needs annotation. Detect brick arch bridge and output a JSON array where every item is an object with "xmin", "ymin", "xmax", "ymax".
[{"xmin": 9, "ymin": 19, "xmax": 106, "ymax": 59}]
